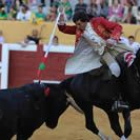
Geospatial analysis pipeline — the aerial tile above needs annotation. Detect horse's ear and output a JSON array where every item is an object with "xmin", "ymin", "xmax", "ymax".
[{"xmin": 45, "ymin": 87, "xmax": 50, "ymax": 96}]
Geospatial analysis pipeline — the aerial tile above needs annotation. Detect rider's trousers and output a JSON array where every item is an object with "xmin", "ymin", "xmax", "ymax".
[{"xmin": 102, "ymin": 51, "xmax": 121, "ymax": 77}]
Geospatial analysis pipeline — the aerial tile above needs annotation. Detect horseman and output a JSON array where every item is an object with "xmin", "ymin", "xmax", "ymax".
[
  {"xmin": 57, "ymin": 10, "xmax": 135, "ymax": 111},
  {"xmin": 128, "ymin": 35, "xmax": 140, "ymax": 54}
]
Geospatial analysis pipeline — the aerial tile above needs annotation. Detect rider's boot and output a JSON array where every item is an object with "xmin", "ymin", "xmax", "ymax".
[
  {"xmin": 111, "ymin": 100, "xmax": 129, "ymax": 112},
  {"xmin": 110, "ymin": 76, "xmax": 129, "ymax": 112}
]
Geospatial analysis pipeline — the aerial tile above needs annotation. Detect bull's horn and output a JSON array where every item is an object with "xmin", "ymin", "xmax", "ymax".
[{"xmin": 65, "ymin": 92, "xmax": 83, "ymax": 114}]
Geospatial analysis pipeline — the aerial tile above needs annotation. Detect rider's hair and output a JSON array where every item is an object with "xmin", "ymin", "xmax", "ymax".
[
  {"xmin": 128, "ymin": 35, "xmax": 135, "ymax": 40},
  {"xmin": 73, "ymin": 11, "xmax": 89, "ymax": 23}
]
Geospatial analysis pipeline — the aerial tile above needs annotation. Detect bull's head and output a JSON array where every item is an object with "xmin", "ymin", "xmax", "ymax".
[
  {"xmin": 41, "ymin": 82, "xmax": 83, "ymax": 129},
  {"xmin": 42, "ymin": 83, "xmax": 69, "ymax": 129}
]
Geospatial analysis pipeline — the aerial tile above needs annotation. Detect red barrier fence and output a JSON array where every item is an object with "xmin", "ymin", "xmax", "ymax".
[{"xmin": 0, "ymin": 44, "xmax": 74, "ymax": 88}]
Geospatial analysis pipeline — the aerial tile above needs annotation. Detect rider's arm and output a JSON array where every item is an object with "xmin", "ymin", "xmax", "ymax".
[
  {"xmin": 58, "ymin": 13, "xmax": 77, "ymax": 35},
  {"xmin": 58, "ymin": 24, "xmax": 77, "ymax": 35},
  {"xmin": 82, "ymin": 23, "xmax": 106, "ymax": 55}
]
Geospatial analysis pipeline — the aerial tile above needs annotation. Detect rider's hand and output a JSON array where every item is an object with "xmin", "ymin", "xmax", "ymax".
[
  {"xmin": 58, "ymin": 7, "xmax": 66, "ymax": 25},
  {"xmin": 106, "ymin": 38, "xmax": 117, "ymax": 48},
  {"xmin": 58, "ymin": 14, "xmax": 66, "ymax": 25},
  {"xmin": 111, "ymin": 32, "xmax": 121, "ymax": 42}
]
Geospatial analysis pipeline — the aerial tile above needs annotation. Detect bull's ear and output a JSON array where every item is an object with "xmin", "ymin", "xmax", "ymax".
[{"xmin": 45, "ymin": 87, "xmax": 50, "ymax": 96}]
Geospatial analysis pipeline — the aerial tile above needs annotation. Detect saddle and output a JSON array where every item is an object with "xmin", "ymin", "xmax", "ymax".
[
  {"xmin": 88, "ymin": 65, "xmax": 112, "ymax": 81},
  {"xmin": 88, "ymin": 52, "xmax": 133, "ymax": 81}
]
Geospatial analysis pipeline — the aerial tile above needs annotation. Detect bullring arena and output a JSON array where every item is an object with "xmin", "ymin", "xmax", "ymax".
[
  {"xmin": 0, "ymin": 21, "xmax": 140, "ymax": 139},
  {"xmin": 11, "ymin": 107, "xmax": 140, "ymax": 140}
]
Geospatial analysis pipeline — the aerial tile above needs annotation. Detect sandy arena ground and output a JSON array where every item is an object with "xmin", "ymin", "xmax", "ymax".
[{"xmin": 12, "ymin": 107, "xmax": 140, "ymax": 140}]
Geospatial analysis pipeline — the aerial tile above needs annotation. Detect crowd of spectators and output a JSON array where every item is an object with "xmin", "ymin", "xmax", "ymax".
[{"xmin": 0, "ymin": 0, "xmax": 140, "ymax": 24}]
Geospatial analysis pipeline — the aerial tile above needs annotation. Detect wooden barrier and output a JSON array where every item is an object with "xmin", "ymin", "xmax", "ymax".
[{"xmin": 0, "ymin": 43, "xmax": 74, "ymax": 88}]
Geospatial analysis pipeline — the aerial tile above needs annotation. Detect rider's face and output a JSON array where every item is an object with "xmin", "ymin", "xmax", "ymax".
[
  {"xmin": 75, "ymin": 20, "xmax": 87, "ymax": 31},
  {"xmin": 129, "ymin": 38, "xmax": 134, "ymax": 45}
]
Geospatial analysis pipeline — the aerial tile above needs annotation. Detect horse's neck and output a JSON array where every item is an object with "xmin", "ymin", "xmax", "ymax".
[
  {"xmin": 122, "ymin": 65, "xmax": 140, "ymax": 103},
  {"xmin": 115, "ymin": 51, "xmax": 140, "ymax": 105},
  {"xmin": 135, "ymin": 49, "xmax": 140, "ymax": 74}
]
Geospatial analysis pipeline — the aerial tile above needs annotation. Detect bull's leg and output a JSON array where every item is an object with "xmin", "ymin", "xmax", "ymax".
[
  {"xmin": 105, "ymin": 111, "xmax": 124, "ymax": 138},
  {"xmin": 0, "ymin": 132, "xmax": 13, "ymax": 140},
  {"xmin": 17, "ymin": 135, "xmax": 29, "ymax": 140},
  {"xmin": 17, "ymin": 132, "xmax": 33, "ymax": 140},
  {"xmin": 80, "ymin": 103, "xmax": 109, "ymax": 140},
  {"xmin": 122, "ymin": 110, "xmax": 132, "ymax": 138},
  {"xmin": 17, "ymin": 124, "xmax": 33, "ymax": 140},
  {"xmin": 0, "ymin": 128, "xmax": 14, "ymax": 140},
  {"xmin": 17, "ymin": 125, "xmax": 35, "ymax": 140},
  {"xmin": 0, "ymin": 136, "xmax": 11, "ymax": 140},
  {"xmin": 0, "ymin": 135, "xmax": 11, "ymax": 140}
]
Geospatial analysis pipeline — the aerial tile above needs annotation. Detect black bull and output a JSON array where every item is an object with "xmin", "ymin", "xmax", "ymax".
[{"xmin": 0, "ymin": 83, "xmax": 69, "ymax": 140}]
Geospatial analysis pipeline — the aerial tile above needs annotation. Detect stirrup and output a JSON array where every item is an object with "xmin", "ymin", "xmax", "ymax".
[{"xmin": 111, "ymin": 101, "xmax": 129, "ymax": 112}]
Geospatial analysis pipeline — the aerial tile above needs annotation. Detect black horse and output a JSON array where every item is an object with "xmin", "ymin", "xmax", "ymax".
[
  {"xmin": 116, "ymin": 48, "xmax": 140, "ymax": 139},
  {"xmin": 60, "ymin": 70, "xmax": 126, "ymax": 140},
  {"xmin": 60, "ymin": 49, "xmax": 140, "ymax": 140}
]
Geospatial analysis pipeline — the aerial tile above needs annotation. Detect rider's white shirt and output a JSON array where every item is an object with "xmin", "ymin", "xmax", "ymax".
[
  {"xmin": 129, "ymin": 42, "xmax": 140, "ymax": 54},
  {"xmin": 83, "ymin": 22, "xmax": 106, "ymax": 55},
  {"xmin": 119, "ymin": 36, "xmax": 140, "ymax": 54},
  {"xmin": 65, "ymin": 22, "xmax": 107, "ymax": 75},
  {"xmin": 119, "ymin": 36, "xmax": 130, "ymax": 46}
]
